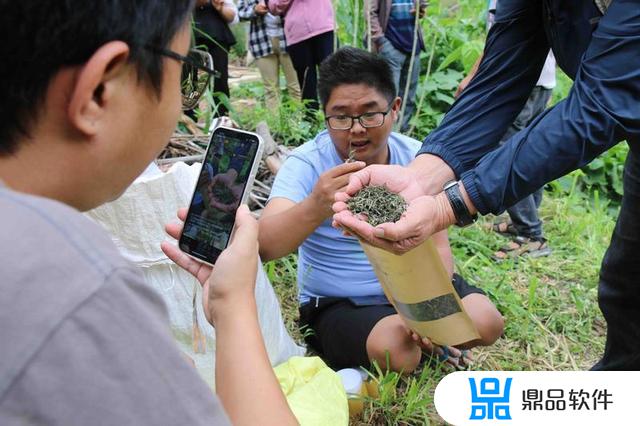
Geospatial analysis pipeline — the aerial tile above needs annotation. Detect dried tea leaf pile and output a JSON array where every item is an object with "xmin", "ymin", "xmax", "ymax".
[
  {"xmin": 347, "ymin": 185, "xmax": 407, "ymax": 227},
  {"xmin": 212, "ymin": 182, "xmax": 236, "ymax": 203}
]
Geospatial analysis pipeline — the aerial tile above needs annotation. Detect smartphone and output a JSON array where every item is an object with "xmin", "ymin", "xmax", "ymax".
[{"xmin": 179, "ymin": 126, "xmax": 264, "ymax": 265}]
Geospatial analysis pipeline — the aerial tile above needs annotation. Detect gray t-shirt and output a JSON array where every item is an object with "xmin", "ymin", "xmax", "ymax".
[{"xmin": 0, "ymin": 185, "xmax": 231, "ymax": 426}]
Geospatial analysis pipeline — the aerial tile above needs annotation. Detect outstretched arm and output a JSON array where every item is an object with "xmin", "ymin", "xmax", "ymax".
[
  {"xmin": 417, "ymin": 0, "xmax": 548, "ymax": 183},
  {"xmin": 462, "ymin": 1, "xmax": 640, "ymax": 214},
  {"xmin": 335, "ymin": 0, "xmax": 640, "ymax": 251},
  {"xmin": 162, "ymin": 207, "xmax": 298, "ymax": 426}
]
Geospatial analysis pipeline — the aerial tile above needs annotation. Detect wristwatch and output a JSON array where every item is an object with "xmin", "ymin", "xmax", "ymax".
[{"xmin": 443, "ymin": 180, "xmax": 477, "ymax": 227}]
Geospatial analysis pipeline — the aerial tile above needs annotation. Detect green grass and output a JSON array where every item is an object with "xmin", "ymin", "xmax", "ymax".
[{"xmin": 265, "ymin": 191, "xmax": 612, "ymax": 424}]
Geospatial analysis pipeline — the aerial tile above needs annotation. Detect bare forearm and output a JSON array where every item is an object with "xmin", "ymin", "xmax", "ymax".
[
  {"xmin": 366, "ymin": 0, "xmax": 383, "ymax": 39},
  {"xmin": 258, "ymin": 199, "xmax": 326, "ymax": 261},
  {"xmin": 408, "ymin": 154, "xmax": 456, "ymax": 196},
  {"xmin": 214, "ymin": 302, "xmax": 298, "ymax": 426}
]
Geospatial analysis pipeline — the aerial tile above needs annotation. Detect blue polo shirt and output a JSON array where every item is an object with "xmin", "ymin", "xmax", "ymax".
[{"xmin": 269, "ymin": 130, "xmax": 421, "ymax": 304}]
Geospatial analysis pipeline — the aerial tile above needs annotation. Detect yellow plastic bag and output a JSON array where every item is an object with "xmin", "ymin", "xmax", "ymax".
[{"xmin": 274, "ymin": 356, "xmax": 349, "ymax": 426}]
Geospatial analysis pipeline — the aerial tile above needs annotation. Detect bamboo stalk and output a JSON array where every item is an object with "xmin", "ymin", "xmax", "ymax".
[
  {"xmin": 333, "ymin": 0, "xmax": 338, "ymax": 52},
  {"xmin": 397, "ymin": 0, "xmax": 422, "ymax": 131},
  {"xmin": 251, "ymin": 193, "xmax": 269, "ymax": 202},
  {"xmin": 408, "ymin": 31, "xmax": 438, "ymax": 136},
  {"xmin": 366, "ymin": 0, "xmax": 372, "ymax": 52},
  {"xmin": 352, "ymin": 0, "xmax": 360, "ymax": 47}
]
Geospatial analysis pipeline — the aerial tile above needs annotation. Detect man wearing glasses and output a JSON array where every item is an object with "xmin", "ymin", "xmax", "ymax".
[
  {"xmin": 0, "ymin": 1, "xmax": 296, "ymax": 425},
  {"xmin": 258, "ymin": 47, "xmax": 504, "ymax": 372}
]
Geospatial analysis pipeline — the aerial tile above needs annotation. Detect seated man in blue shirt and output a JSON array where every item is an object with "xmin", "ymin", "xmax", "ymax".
[{"xmin": 258, "ymin": 47, "xmax": 504, "ymax": 372}]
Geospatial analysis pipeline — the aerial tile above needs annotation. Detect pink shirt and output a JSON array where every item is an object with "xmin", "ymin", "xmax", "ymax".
[{"xmin": 268, "ymin": 0, "xmax": 334, "ymax": 46}]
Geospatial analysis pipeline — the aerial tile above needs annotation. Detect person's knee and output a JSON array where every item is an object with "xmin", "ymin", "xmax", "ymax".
[
  {"xmin": 476, "ymin": 312, "xmax": 504, "ymax": 346},
  {"xmin": 475, "ymin": 306, "xmax": 504, "ymax": 346},
  {"xmin": 366, "ymin": 315, "xmax": 421, "ymax": 374},
  {"xmin": 463, "ymin": 294, "xmax": 504, "ymax": 347}
]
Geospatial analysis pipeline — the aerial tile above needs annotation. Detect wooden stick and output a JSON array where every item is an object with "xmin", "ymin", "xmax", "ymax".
[
  {"xmin": 265, "ymin": 155, "xmax": 283, "ymax": 175},
  {"xmin": 255, "ymin": 121, "xmax": 278, "ymax": 157},
  {"xmin": 156, "ymin": 154, "xmax": 205, "ymax": 166}
]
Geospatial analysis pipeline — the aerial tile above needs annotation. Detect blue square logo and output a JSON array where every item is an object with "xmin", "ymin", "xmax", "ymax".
[{"xmin": 469, "ymin": 377, "xmax": 513, "ymax": 420}]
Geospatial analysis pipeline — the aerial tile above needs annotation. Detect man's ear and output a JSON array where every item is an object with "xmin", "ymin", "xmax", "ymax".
[
  {"xmin": 67, "ymin": 41, "xmax": 131, "ymax": 137},
  {"xmin": 391, "ymin": 96, "xmax": 402, "ymax": 121}
]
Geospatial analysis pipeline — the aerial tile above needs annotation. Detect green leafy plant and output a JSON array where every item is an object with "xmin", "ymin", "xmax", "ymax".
[
  {"xmin": 231, "ymin": 82, "xmax": 324, "ymax": 146},
  {"xmin": 549, "ymin": 142, "xmax": 629, "ymax": 207},
  {"xmin": 579, "ymin": 142, "xmax": 628, "ymax": 201}
]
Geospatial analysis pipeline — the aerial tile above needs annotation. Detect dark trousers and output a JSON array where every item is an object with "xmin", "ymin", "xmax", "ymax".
[
  {"xmin": 594, "ymin": 146, "xmax": 640, "ymax": 370},
  {"xmin": 197, "ymin": 37, "xmax": 230, "ymax": 118},
  {"xmin": 499, "ymin": 86, "xmax": 553, "ymax": 239},
  {"xmin": 286, "ymin": 31, "xmax": 334, "ymax": 112}
]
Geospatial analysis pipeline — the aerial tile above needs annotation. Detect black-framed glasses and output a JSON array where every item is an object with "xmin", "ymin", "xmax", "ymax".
[
  {"xmin": 147, "ymin": 46, "xmax": 219, "ymax": 110},
  {"xmin": 325, "ymin": 103, "xmax": 394, "ymax": 130}
]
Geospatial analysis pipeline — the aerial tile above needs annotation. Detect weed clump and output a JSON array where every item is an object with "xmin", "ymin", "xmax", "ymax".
[{"xmin": 347, "ymin": 185, "xmax": 407, "ymax": 227}]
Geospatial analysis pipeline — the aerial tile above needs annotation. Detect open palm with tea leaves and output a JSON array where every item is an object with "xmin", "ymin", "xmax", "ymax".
[{"xmin": 346, "ymin": 185, "xmax": 408, "ymax": 227}]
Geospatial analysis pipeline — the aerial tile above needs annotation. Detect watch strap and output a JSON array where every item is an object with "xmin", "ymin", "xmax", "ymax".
[{"xmin": 443, "ymin": 180, "xmax": 477, "ymax": 227}]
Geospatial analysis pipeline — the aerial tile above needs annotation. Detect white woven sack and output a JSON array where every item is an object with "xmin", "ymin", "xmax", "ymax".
[{"xmin": 86, "ymin": 162, "xmax": 304, "ymax": 389}]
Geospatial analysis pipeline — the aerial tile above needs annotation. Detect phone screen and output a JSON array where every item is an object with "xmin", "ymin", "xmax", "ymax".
[{"xmin": 179, "ymin": 128, "xmax": 260, "ymax": 264}]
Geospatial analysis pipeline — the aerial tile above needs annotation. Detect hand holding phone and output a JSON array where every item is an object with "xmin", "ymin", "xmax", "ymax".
[
  {"xmin": 161, "ymin": 205, "xmax": 258, "ymax": 326},
  {"xmin": 179, "ymin": 126, "xmax": 264, "ymax": 265}
]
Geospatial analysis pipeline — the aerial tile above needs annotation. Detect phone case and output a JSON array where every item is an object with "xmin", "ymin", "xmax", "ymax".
[{"xmin": 181, "ymin": 126, "xmax": 265, "ymax": 266}]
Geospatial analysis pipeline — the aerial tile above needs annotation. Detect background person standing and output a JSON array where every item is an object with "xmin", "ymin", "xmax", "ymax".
[
  {"xmin": 194, "ymin": 0, "xmax": 239, "ymax": 117},
  {"xmin": 238, "ymin": 0, "xmax": 301, "ymax": 110},
  {"xmin": 367, "ymin": 0, "xmax": 427, "ymax": 132},
  {"xmin": 268, "ymin": 0, "xmax": 335, "ymax": 112}
]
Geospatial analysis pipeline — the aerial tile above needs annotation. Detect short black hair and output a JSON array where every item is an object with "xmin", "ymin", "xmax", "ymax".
[
  {"xmin": 0, "ymin": 0, "xmax": 195, "ymax": 156},
  {"xmin": 318, "ymin": 47, "xmax": 396, "ymax": 110}
]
